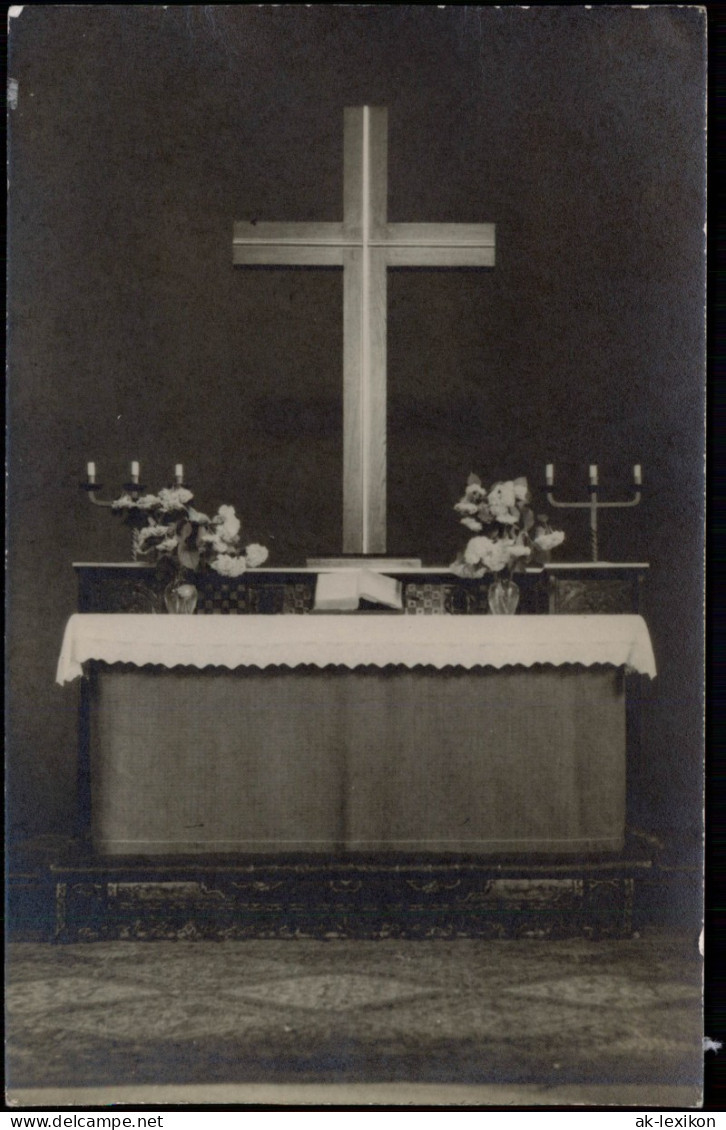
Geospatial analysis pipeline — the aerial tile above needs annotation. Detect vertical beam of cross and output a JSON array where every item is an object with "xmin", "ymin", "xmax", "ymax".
[{"xmin": 233, "ymin": 106, "xmax": 495, "ymax": 555}]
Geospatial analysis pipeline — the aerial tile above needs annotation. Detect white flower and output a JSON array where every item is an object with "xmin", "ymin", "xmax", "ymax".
[
  {"xmin": 134, "ymin": 494, "xmax": 162, "ymax": 511},
  {"xmin": 157, "ymin": 487, "xmax": 193, "ymax": 512},
  {"xmin": 131, "ymin": 532, "xmax": 150, "ymax": 559},
  {"xmin": 213, "ymin": 504, "xmax": 241, "ymax": 543},
  {"xmin": 132, "ymin": 523, "xmax": 177, "ymax": 560},
  {"xmin": 187, "ymin": 507, "xmax": 210, "ymax": 524},
  {"xmin": 491, "ymin": 507, "xmax": 519, "ymax": 525},
  {"xmin": 134, "ymin": 523, "xmax": 173, "ymax": 548},
  {"xmin": 513, "ymin": 477, "xmax": 529, "ymax": 502},
  {"xmin": 156, "ymin": 534, "xmax": 180, "ymax": 554},
  {"xmin": 488, "ymin": 481, "xmax": 516, "ymax": 510},
  {"xmin": 454, "ymin": 500, "xmax": 480, "ymax": 516},
  {"xmin": 210, "ymin": 553, "xmax": 247, "ymax": 577},
  {"xmin": 464, "ymin": 536, "xmax": 496, "ymax": 566},
  {"xmin": 487, "ymin": 481, "xmax": 521, "ymax": 525},
  {"xmin": 464, "ymin": 483, "xmax": 487, "ymax": 503},
  {"xmin": 461, "ymin": 516, "xmax": 483, "ymax": 532},
  {"xmin": 485, "ymin": 540, "xmax": 514, "ymax": 572},
  {"xmin": 495, "ymin": 539, "xmax": 531, "ymax": 571},
  {"xmin": 111, "ymin": 493, "xmax": 139, "ymax": 511},
  {"xmin": 199, "ymin": 510, "xmax": 240, "ymax": 553},
  {"xmin": 534, "ymin": 530, "xmax": 565, "ymax": 552},
  {"xmin": 464, "ymin": 536, "xmax": 526, "ymax": 573},
  {"xmin": 244, "ymin": 543, "xmax": 269, "ymax": 568}
]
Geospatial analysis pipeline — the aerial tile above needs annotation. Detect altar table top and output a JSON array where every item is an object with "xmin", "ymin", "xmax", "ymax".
[{"xmin": 56, "ymin": 613, "xmax": 657, "ymax": 685}]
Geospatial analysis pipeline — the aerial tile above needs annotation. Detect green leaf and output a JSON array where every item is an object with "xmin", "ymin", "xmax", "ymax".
[
  {"xmin": 178, "ymin": 544, "xmax": 200, "ymax": 570},
  {"xmin": 155, "ymin": 556, "xmax": 177, "ymax": 584},
  {"xmin": 176, "ymin": 519, "xmax": 199, "ymax": 571}
]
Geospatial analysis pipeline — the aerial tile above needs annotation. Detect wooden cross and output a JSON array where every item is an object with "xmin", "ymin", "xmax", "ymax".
[{"xmin": 233, "ymin": 106, "xmax": 495, "ymax": 554}]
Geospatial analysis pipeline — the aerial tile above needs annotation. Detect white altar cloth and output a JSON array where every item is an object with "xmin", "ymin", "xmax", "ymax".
[{"xmin": 56, "ymin": 613, "xmax": 657, "ymax": 685}]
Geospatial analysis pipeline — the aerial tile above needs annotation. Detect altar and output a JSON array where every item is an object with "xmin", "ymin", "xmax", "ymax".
[
  {"xmin": 57, "ymin": 611, "xmax": 656, "ymax": 859},
  {"xmin": 61, "ymin": 99, "xmax": 656, "ymax": 869}
]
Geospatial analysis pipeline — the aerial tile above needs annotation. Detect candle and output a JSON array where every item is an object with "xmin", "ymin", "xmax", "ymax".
[
  {"xmin": 130, "ymin": 460, "xmax": 140, "ymax": 484},
  {"xmin": 174, "ymin": 464, "xmax": 184, "ymax": 484},
  {"xmin": 633, "ymin": 464, "xmax": 642, "ymax": 486},
  {"xmin": 86, "ymin": 462, "xmax": 96, "ymax": 484},
  {"xmin": 545, "ymin": 463, "xmax": 554, "ymax": 486},
  {"xmin": 589, "ymin": 464, "xmax": 598, "ymax": 487}
]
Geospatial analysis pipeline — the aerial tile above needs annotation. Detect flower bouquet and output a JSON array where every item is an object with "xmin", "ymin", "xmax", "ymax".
[
  {"xmin": 111, "ymin": 486, "xmax": 268, "ymax": 612},
  {"xmin": 451, "ymin": 474, "xmax": 565, "ymax": 613}
]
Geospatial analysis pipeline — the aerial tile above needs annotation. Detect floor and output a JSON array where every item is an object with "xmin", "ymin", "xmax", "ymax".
[{"xmin": 6, "ymin": 929, "xmax": 703, "ymax": 1108}]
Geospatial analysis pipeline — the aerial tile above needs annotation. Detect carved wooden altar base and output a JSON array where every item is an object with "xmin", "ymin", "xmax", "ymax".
[{"xmin": 50, "ymin": 856, "xmax": 652, "ymax": 943}]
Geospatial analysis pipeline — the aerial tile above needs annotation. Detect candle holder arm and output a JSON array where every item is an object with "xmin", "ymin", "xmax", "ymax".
[
  {"xmin": 591, "ymin": 492, "xmax": 642, "ymax": 508},
  {"xmin": 80, "ymin": 484, "xmax": 114, "ymax": 508},
  {"xmin": 545, "ymin": 492, "xmax": 592, "ymax": 510},
  {"xmin": 80, "ymin": 482, "xmax": 147, "ymax": 507},
  {"xmin": 545, "ymin": 491, "xmax": 641, "ymax": 509}
]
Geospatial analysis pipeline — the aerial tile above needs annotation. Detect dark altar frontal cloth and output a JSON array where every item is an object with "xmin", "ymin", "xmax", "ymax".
[{"xmin": 89, "ymin": 664, "xmax": 625, "ymax": 856}]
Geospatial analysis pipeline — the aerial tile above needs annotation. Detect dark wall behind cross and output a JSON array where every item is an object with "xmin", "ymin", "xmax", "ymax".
[{"xmin": 7, "ymin": 7, "xmax": 705, "ymax": 858}]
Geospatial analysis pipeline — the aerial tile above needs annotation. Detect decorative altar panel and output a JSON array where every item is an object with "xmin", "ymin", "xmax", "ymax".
[{"xmin": 72, "ymin": 564, "xmax": 649, "ymax": 618}]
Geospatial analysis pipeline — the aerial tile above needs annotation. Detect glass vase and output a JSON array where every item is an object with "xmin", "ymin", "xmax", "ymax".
[
  {"xmin": 487, "ymin": 577, "xmax": 520, "ymax": 615},
  {"xmin": 164, "ymin": 578, "xmax": 198, "ymax": 614}
]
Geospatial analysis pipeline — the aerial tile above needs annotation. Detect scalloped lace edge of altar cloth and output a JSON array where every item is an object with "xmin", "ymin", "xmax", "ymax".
[{"xmin": 55, "ymin": 614, "xmax": 657, "ymax": 685}]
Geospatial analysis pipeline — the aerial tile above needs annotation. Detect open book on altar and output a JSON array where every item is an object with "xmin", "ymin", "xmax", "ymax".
[{"xmin": 313, "ymin": 570, "xmax": 403, "ymax": 612}]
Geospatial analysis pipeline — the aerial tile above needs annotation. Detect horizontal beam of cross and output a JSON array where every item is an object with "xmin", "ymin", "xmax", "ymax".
[
  {"xmin": 233, "ymin": 223, "xmax": 495, "ymax": 264},
  {"xmin": 233, "ymin": 107, "xmax": 495, "ymax": 554}
]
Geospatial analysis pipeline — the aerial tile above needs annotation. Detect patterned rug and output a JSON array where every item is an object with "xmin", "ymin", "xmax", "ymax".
[{"xmin": 6, "ymin": 931, "xmax": 702, "ymax": 1103}]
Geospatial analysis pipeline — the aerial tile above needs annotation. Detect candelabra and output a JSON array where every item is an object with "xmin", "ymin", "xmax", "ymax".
[
  {"xmin": 80, "ymin": 462, "xmax": 186, "ymax": 506},
  {"xmin": 544, "ymin": 464, "xmax": 642, "ymax": 562}
]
